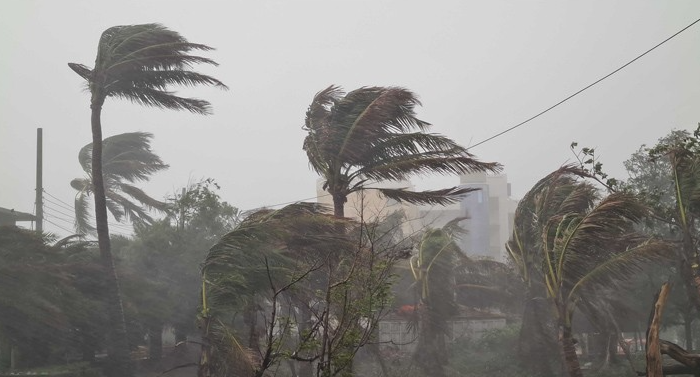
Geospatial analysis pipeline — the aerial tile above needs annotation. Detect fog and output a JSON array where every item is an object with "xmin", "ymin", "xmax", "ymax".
[{"xmin": 2, "ymin": 1, "xmax": 700, "ymax": 236}]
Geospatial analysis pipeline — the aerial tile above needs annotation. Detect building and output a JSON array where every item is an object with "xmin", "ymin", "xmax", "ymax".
[
  {"xmin": 378, "ymin": 306, "xmax": 507, "ymax": 353},
  {"xmin": 315, "ymin": 172, "xmax": 518, "ymax": 261},
  {"xmin": 0, "ymin": 207, "xmax": 36, "ymax": 228},
  {"xmin": 315, "ymin": 179, "xmax": 419, "ymax": 226},
  {"xmin": 418, "ymin": 172, "xmax": 518, "ymax": 261}
]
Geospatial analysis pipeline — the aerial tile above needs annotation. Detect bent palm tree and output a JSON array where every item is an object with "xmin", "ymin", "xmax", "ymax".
[
  {"xmin": 69, "ymin": 23, "xmax": 227, "ymax": 377},
  {"xmin": 71, "ymin": 132, "xmax": 169, "ymax": 234},
  {"xmin": 409, "ymin": 227, "xmax": 461, "ymax": 377},
  {"xmin": 303, "ymin": 85, "xmax": 501, "ymax": 217},
  {"xmin": 507, "ymin": 166, "xmax": 671, "ymax": 377}
]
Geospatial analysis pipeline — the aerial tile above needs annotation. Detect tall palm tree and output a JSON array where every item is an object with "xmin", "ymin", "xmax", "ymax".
[
  {"xmin": 303, "ymin": 85, "xmax": 501, "ymax": 217},
  {"xmin": 69, "ymin": 23, "xmax": 227, "ymax": 377},
  {"xmin": 506, "ymin": 166, "xmax": 671, "ymax": 377},
  {"xmin": 71, "ymin": 131, "xmax": 169, "ymax": 234}
]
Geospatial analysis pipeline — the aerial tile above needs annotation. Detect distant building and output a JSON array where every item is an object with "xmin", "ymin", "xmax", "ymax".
[
  {"xmin": 418, "ymin": 172, "xmax": 518, "ymax": 261},
  {"xmin": 378, "ymin": 306, "xmax": 507, "ymax": 353},
  {"xmin": 315, "ymin": 179, "xmax": 419, "ymax": 225},
  {"xmin": 314, "ymin": 172, "xmax": 518, "ymax": 261},
  {"xmin": 0, "ymin": 207, "xmax": 36, "ymax": 228}
]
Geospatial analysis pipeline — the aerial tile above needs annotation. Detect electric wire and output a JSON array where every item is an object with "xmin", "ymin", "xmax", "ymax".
[
  {"xmin": 42, "ymin": 190, "xmax": 136, "ymax": 232},
  {"xmin": 468, "ymin": 16, "xmax": 700, "ymax": 150}
]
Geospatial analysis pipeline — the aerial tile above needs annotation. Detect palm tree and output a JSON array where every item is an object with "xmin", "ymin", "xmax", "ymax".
[
  {"xmin": 71, "ymin": 131, "xmax": 169, "ymax": 234},
  {"xmin": 409, "ymin": 226, "xmax": 461, "ymax": 377},
  {"xmin": 69, "ymin": 23, "xmax": 227, "ymax": 377},
  {"xmin": 303, "ymin": 85, "xmax": 501, "ymax": 217},
  {"xmin": 506, "ymin": 166, "xmax": 671, "ymax": 377}
]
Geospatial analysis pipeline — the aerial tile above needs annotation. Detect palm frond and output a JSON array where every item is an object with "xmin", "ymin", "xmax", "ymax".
[
  {"xmin": 356, "ymin": 154, "xmax": 501, "ymax": 182},
  {"xmin": 67, "ymin": 63, "xmax": 92, "ymax": 81},
  {"xmin": 74, "ymin": 193, "xmax": 95, "ymax": 235},
  {"xmin": 555, "ymin": 192, "xmax": 650, "ymax": 282},
  {"xmin": 112, "ymin": 87, "xmax": 213, "ymax": 114},
  {"xmin": 567, "ymin": 239, "xmax": 673, "ymax": 305},
  {"xmin": 118, "ymin": 184, "xmax": 169, "ymax": 211},
  {"xmin": 377, "ymin": 186, "xmax": 480, "ymax": 206}
]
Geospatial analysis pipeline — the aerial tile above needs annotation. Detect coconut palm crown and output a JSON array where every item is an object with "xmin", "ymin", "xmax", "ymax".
[
  {"xmin": 71, "ymin": 132, "xmax": 169, "ymax": 234},
  {"xmin": 69, "ymin": 23, "xmax": 228, "ymax": 112},
  {"xmin": 303, "ymin": 85, "xmax": 501, "ymax": 217}
]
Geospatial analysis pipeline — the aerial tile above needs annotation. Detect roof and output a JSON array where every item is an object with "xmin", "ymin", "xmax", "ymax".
[{"xmin": 0, "ymin": 207, "xmax": 36, "ymax": 222}]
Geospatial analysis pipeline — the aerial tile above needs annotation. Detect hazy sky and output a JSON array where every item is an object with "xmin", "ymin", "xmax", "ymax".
[{"xmin": 2, "ymin": 1, "xmax": 700, "ymax": 237}]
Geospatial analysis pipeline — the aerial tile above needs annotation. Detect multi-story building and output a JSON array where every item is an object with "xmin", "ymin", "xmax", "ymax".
[
  {"xmin": 417, "ymin": 172, "xmax": 518, "ymax": 262},
  {"xmin": 315, "ymin": 172, "xmax": 518, "ymax": 262}
]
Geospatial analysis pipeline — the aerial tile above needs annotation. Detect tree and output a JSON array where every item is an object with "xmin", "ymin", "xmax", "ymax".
[
  {"xmin": 69, "ymin": 23, "xmax": 227, "ymax": 377},
  {"xmin": 0, "ymin": 227, "xmax": 106, "ymax": 370},
  {"xmin": 110, "ymin": 178, "xmax": 240, "ymax": 365},
  {"xmin": 71, "ymin": 132, "xmax": 169, "ymax": 234},
  {"xmin": 302, "ymin": 85, "xmax": 501, "ymax": 217},
  {"xmin": 506, "ymin": 166, "xmax": 671, "ymax": 377},
  {"xmin": 409, "ymin": 227, "xmax": 461, "ymax": 377},
  {"xmin": 200, "ymin": 203, "xmax": 405, "ymax": 377}
]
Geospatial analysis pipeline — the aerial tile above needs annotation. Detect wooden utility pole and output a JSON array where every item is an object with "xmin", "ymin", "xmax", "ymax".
[{"xmin": 35, "ymin": 127, "xmax": 43, "ymax": 233}]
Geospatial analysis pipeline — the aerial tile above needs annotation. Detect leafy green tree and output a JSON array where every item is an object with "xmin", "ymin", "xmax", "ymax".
[
  {"xmin": 69, "ymin": 23, "xmax": 227, "ymax": 377},
  {"xmin": 302, "ymin": 85, "xmax": 501, "ymax": 217},
  {"xmin": 507, "ymin": 166, "xmax": 671, "ymax": 377},
  {"xmin": 71, "ymin": 132, "xmax": 169, "ymax": 234},
  {"xmin": 117, "ymin": 179, "xmax": 240, "ymax": 360}
]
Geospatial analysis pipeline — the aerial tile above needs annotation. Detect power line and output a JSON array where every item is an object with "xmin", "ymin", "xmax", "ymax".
[
  {"xmin": 43, "ymin": 189, "xmax": 75, "ymax": 209},
  {"xmin": 468, "ymin": 16, "xmax": 700, "ymax": 150},
  {"xmin": 42, "ymin": 191, "xmax": 136, "ymax": 232},
  {"xmin": 43, "ymin": 196, "xmax": 74, "ymax": 213},
  {"xmin": 43, "ymin": 217, "xmax": 75, "ymax": 234}
]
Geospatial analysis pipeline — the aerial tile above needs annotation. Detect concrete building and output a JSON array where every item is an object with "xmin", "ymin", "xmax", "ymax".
[
  {"xmin": 378, "ymin": 306, "xmax": 507, "ymax": 353},
  {"xmin": 0, "ymin": 207, "xmax": 36, "ymax": 228},
  {"xmin": 418, "ymin": 172, "xmax": 518, "ymax": 262},
  {"xmin": 315, "ymin": 179, "xmax": 419, "ymax": 227},
  {"xmin": 315, "ymin": 172, "xmax": 518, "ymax": 261}
]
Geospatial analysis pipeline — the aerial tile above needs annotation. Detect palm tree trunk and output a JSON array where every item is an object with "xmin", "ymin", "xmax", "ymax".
[
  {"xmin": 91, "ymin": 100, "xmax": 134, "ymax": 377},
  {"xmin": 518, "ymin": 297, "xmax": 557, "ymax": 376},
  {"xmin": 332, "ymin": 193, "xmax": 345, "ymax": 218},
  {"xmin": 559, "ymin": 325, "xmax": 583, "ymax": 377}
]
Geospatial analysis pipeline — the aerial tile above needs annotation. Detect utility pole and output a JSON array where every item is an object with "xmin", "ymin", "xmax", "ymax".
[{"xmin": 35, "ymin": 128, "xmax": 43, "ymax": 233}]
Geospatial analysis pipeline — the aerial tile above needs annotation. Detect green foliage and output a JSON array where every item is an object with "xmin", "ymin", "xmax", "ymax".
[
  {"xmin": 117, "ymin": 178, "xmax": 240, "ymax": 348},
  {"xmin": 0, "ymin": 227, "xmax": 106, "ymax": 369},
  {"xmin": 200, "ymin": 203, "xmax": 406, "ymax": 377},
  {"xmin": 71, "ymin": 132, "xmax": 169, "ymax": 234},
  {"xmin": 303, "ymin": 85, "xmax": 501, "ymax": 215},
  {"xmin": 449, "ymin": 324, "xmax": 535, "ymax": 377}
]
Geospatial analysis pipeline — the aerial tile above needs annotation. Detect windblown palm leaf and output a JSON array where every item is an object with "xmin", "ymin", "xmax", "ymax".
[
  {"xmin": 69, "ymin": 23, "xmax": 227, "ymax": 113},
  {"xmin": 71, "ymin": 132, "xmax": 169, "ymax": 234},
  {"xmin": 303, "ymin": 85, "xmax": 501, "ymax": 216}
]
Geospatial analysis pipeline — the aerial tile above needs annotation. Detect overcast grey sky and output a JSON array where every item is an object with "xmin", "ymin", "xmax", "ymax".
[{"xmin": 2, "ymin": 1, "xmax": 700, "ymax": 237}]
